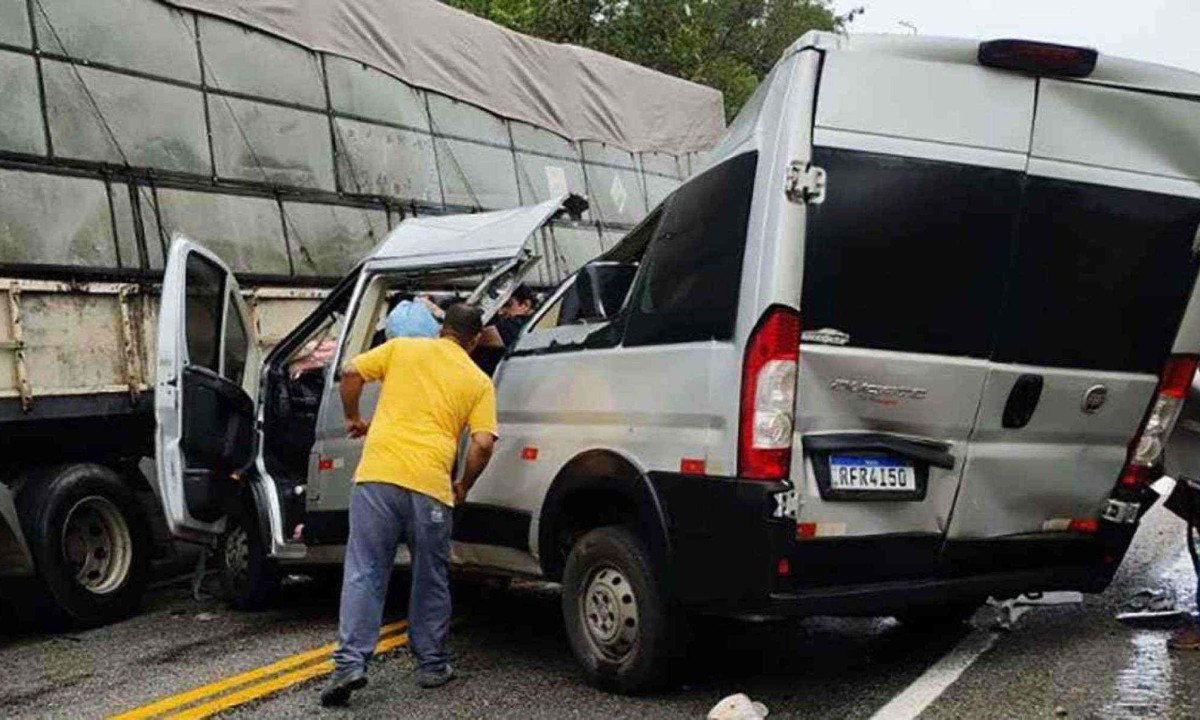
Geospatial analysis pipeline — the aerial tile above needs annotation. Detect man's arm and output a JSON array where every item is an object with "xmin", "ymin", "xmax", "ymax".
[
  {"xmin": 453, "ymin": 432, "xmax": 495, "ymax": 504},
  {"xmin": 476, "ymin": 325, "xmax": 504, "ymax": 349},
  {"xmin": 340, "ymin": 367, "xmax": 371, "ymax": 438}
]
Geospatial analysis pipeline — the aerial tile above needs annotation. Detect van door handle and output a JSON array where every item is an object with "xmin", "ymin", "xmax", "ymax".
[{"xmin": 1002, "ymin": 374, "xmax": 1044, "ymax": 429}]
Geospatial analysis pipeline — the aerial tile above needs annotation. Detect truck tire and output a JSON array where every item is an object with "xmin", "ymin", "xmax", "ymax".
[
  {"xmin": 15, "ymin": 463, "xmax": 151, "ymax": 628},
  {"xmin": 217, "ymin": 500, "xmax": 280, "ymax": 610},
  {"xmin": 561, "ymin": 526, "xmax": 673, "ymax": 694}
]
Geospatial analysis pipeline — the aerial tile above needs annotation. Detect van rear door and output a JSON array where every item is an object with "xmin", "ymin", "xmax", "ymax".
[
  {"xmin": 946, "ymin": 80, "xmax": 1200, "ymax": 554},
  {"xmin": 794, "ymin": 49, "xmax": 1035, "ymax": 583}
]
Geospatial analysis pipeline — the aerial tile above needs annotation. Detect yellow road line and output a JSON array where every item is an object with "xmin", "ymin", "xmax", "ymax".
[
  {"xmin": 110, "ymin": 620, "xmax": 407, "ymax": 720},
  {"xmin": 166, "ymin": 633, "xmax": 410, "ymax": 720}
]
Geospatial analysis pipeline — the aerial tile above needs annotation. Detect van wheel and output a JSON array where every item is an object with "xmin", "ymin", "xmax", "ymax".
[
  {"xmin": 217, "ymin": 502, "xmax": 280, "ymax": 610},
  {"xmin": 562, "ymin": 526, "xmax": 672, "ymax": 694},
  {"xmin": 14, "ymin": 463, "xmax": 150, "ymax": 628},
  {"xmin": 895, "ymin": 598, "xmax": 984, "ymax": 628}
]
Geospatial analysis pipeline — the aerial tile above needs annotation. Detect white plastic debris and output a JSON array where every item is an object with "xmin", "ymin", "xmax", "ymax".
[
  {"xmin": 1015, "ymin": 591, "xmax": 1083, "ymax": 607},
  {"xmin": 708, "ymin": 693, "xmax": 769, "ymax": 720},
  {"xmin": 1116, "ymin": 586, "xmax": 1184, "ymax": 622}
]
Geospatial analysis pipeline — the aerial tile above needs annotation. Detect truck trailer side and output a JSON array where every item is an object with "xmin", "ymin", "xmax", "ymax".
[{"xmin": 0, "ymin": 279, "xmax": 322, "ymax": 625}]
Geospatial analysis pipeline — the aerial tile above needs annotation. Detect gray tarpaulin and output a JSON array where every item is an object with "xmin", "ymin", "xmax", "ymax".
[{"xmin": 158, "ymin": 0, "xmax": 724, "ymax": 153}]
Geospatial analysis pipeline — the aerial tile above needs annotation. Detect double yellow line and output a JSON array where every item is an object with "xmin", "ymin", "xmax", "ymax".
[{"xmin": 110, "ymin": 620, "xmax": 409, "ymax": 720}]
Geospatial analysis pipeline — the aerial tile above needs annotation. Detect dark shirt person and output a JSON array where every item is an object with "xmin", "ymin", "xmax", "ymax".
[{"xmin": 475, "ymin": 285, "xmax": 538, "ymax": 375}]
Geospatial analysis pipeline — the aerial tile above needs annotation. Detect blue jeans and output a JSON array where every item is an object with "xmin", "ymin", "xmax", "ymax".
[{"xmin": 332, "ymin": 482, "xmax": 453, "ymax": 673}]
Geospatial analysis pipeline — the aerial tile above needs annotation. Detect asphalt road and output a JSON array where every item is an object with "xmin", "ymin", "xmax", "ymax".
[{"xmin": 3, "ymin": 502, "xmax": 1200, "ymax": 719}]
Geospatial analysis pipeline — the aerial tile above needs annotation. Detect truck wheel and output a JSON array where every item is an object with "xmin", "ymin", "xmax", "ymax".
[
  {"xmin": 562, "ymin": 526, "xmax": 672, "ymax": 694},
  {"xmin": 217, "ymin": 501, "xmax": 280, "ymax": 610},
  {"xmin": 15, "ymin": 463, "xmax": 150, "ymax": 628}
]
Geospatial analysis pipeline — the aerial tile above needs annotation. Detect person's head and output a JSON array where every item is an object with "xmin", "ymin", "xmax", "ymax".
[
  {"xmin": 500, "ymin": 285, "xmax": 536, "ymax": 318},
  {"xmin": 440, "ymin": 303, "xmax": 484, "ymax": 352}
]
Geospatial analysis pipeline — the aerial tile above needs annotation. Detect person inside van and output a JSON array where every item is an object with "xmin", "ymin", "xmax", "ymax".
[
  {"xmin": 475, "ymin": 285, "xmax": 538, "ymax": 375},
  {"xmin": 386, "ymin": 295, "xmax": 443, "ymax": 340},
  {"xmin": 494, "ymin": 284, "xmax": 538, "ymax": 345}
]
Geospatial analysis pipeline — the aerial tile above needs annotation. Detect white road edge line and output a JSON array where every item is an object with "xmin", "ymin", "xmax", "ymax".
[{"xmin": 868, "ymin": 628, "xmax": 999, "ymax": 720}]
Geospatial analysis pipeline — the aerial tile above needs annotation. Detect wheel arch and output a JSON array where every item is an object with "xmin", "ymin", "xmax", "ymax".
[{"xmin": 537, "ymin": 448, "xmax": 671, "ymax": 582}]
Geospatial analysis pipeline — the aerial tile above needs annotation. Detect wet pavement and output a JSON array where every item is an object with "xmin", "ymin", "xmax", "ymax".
[{"xmin": 3, "ymin": 502, "xmax": 1200, "ymax": 719}]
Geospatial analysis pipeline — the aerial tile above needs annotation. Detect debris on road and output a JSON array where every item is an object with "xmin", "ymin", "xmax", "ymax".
[
  {"xmin": 708, "ymin": 693, "xmax": 769, "ymax": 719},
  {"xmin": 1116, "ymin": 587, "xmax": 1185, "ymax": 623},
  {"xmin": 1015, "ymin": 591, "xmax": 1083, "ymax": 607}
]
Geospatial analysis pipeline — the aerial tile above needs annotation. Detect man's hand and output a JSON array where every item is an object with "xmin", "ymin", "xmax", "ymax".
[
  {"xmin": 340, "ymin": 369, "xmax": 369, "ymax": 438},
  {"xmin": 452, "ymin": 480, "xmax": 469, "ymax": 505},
  {"xmin": 345, "ymin": 416, "xmax": 370, "ymax": 438}
]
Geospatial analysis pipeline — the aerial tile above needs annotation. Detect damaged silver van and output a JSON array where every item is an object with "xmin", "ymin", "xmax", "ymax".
[{"xmin": 153, "ymin": 32, "xmax": 1200, "ymax": 693}]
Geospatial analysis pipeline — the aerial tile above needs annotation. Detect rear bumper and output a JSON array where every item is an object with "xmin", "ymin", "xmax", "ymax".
[{"xmin": 648, "ymin": 472, "xmax": 1127, "ymax": 616}]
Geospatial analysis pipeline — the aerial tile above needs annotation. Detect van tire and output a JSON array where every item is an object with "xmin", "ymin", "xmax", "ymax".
[
  {"xmin": 217, "ymin": 501, "xmax": 280, "ymax": 610},
  {"xmin": 562, "ymin": 526, "xmax": 672, "ymax": 694},
  {"xmin": 14, "ymin": 463, "xmax": 151, "ymax": 628}
]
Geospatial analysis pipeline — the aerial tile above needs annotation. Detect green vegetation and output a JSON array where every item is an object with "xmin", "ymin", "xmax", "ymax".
[{"xmin": 445, "ymin": 0, "xmax": 861, "ymax": 120}]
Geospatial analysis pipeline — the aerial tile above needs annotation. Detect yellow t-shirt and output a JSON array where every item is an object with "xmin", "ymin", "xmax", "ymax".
[{"xmin": 350, "ymin": 337, "xmax": 498, "ymax": 506}]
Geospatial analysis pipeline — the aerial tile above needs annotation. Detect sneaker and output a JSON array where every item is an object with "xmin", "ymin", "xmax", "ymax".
[
  {"xmin": 414, "ymin": 664, "xmax": 456, "ymax": 689},
  {"xmin": 319, "ymin": 666, "xmax": 368, "ymax": 707}
]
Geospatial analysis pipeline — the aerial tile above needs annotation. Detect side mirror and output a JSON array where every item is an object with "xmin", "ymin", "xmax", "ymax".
[{"xmin": 561, "ymin": 262, "xmax": 638, "ymax": 324}]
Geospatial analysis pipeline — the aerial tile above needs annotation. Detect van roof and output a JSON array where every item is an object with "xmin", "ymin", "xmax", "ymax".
[
  {"xmin": 367, "ymin": 195, "xmax": 565, "ymax": 267},
  {"xmin": 793, "ymin": 31, "xmax": 1200, "ymax": 99}
]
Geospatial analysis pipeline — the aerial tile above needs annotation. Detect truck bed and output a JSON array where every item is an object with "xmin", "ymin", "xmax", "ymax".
[{"xmin": 0, "ymin": 277, "xmax": 324, "ymax": 428}]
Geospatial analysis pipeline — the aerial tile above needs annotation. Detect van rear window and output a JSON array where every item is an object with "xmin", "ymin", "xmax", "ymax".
[
  {"xmin": 802, "ymin": 147, "xmax": 1022, "ymax": 358},
  {"xmin": 993, "ymin": 178, "xmax": 1200, "ymax": 374}
]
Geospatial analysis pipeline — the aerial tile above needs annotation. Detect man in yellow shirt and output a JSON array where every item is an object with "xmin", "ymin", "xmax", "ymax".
[{"xmin": 322, "ymin": 304, "xmax": 497, "ymax": 707}]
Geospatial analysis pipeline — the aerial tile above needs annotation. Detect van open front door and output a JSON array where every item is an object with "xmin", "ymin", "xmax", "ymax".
[{"xmin": 155, "ymin": 237, "xmax": 261, "ymax": 543}]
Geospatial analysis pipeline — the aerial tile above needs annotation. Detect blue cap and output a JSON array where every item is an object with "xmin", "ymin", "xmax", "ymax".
[{"xmin": 385, "ymin": 300, "xmax": 440, "ymax": 339}]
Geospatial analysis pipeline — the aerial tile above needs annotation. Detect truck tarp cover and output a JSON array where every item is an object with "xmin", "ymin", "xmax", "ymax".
[{"xmin": 159, "ymin": 0, "xmax": 725, "ymax": 153}]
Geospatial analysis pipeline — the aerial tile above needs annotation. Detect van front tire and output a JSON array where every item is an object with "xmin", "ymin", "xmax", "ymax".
[
  {"xmin": 562, "ymin": 526, "xmax": 672, "ymax": 694},
  {"xmin": 217, "ymin": 502, "xmax": 280, "ymax": 610}
]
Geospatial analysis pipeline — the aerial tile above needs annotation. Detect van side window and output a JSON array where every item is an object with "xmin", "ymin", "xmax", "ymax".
[
  {"xmin": 184, "ymin": 252, "xmax": 226, "ymax": 372},
  {"xmin": 222, "ymin": 298, "xmax": 250, "ymax": 382},
  {"xmin": 528, "ymin": 290, "xmax": 565, "ymax": 332},
  {"xmin": 623, "ymin": 152, "xmax": 758, "ymax": 347},
  {"xmin": 801, "ymin": 147, "xmax": 1022, "ymax": 358}
]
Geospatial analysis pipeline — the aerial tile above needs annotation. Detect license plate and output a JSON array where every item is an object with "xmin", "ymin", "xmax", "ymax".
[{"xmin": 828, "ymin": 455, "xmax": 915, "ymax": 492}]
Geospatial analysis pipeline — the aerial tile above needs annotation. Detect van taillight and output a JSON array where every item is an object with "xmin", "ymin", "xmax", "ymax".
[
  {"xmin": 739, "ymin": 306, "xmax": 800, "ymax": 480},
  {"xmin": 978, "ymin": 39, "xmax": 1098, "ymax": 78},
  {"xmin": 1119, "ymin": 354, "xmax": 1199, "ymax": 488}
]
